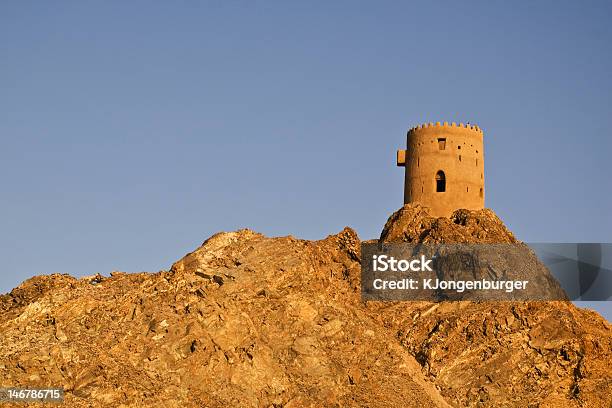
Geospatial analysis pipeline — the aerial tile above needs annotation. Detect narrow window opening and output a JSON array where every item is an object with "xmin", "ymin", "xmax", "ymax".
[
  {"xmin": 435, "ymin": 170, "xmax": 446, "ymax": 192},
  {"xmin": 466, "ymin": 186, "xmax": 469, "ymax": 192},
  {"xmin": 417, "ymin": 158, "xmax": 419, "ymax": 167},
  {"xmin": 437, "ymin": 138, "xmax": 446, "ymax": 150},
  {"xmin": 479, "ymin": 187, "xmax": 483, "ymax": 198},
  {"xmin": 476, "ymin": 158, "xmax": 478, "ymax": 166},
  {"xmin": 457, "ymin": 145, "xmax": 461, "ymax": 150},
  {"xmin": 459, "ymin": 155, "xmax": 462, "ymax": 162}
]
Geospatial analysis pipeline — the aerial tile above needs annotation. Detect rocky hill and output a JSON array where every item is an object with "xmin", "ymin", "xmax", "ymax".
[{"xmin": 0, "ymin": 205, "xmax": 610, "ymax": 407}]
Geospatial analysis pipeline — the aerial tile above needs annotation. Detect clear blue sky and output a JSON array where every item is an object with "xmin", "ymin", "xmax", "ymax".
[{"xmin": 1, "ymin": 2, "xmax": 610, "ymax": 318}]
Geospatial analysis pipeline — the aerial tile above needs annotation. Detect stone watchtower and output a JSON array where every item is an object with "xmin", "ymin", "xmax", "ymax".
[{"xmin": 396, "ymin": 122, "xmax": 485, "ymax": 217}]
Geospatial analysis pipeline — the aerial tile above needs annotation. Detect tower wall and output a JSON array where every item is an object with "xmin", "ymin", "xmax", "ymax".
[{"xmin": 398, "ymin": 122, "xmax": 485, "ymax": 217}]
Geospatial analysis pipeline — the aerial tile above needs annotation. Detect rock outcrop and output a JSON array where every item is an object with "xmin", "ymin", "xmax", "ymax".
[
  {"xmin": 380, "ymin": 204, "xmax": 516, "ymax": 244},
  {"xmin": 377, "ymin": 204, "xmax": 567, "ymax": 302},
  {"xmin": 0, "ymin": 208, "xmax": 610, "ymax": 407}
]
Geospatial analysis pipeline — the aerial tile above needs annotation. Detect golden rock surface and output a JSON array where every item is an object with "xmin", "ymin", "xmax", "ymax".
[{"xmin": 0, "ymin": 208, "xmax": 610, "ymax": 407}]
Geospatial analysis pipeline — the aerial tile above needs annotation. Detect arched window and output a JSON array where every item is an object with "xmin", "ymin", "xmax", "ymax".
[{"xmin": 435, "ymin": 170, "xmax": 446, "ymax": 192}]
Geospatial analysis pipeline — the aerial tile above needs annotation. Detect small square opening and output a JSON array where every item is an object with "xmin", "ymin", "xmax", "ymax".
[{"xmin": 437, "ymin": 138, "xmax": 446, "ymax": 150}]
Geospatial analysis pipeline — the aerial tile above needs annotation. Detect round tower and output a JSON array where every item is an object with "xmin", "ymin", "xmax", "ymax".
[{"xmin": 396, "ymin": 122, "xmax": 485, "ymax": 217}]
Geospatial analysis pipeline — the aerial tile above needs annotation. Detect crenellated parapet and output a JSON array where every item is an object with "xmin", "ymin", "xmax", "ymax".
[{"xmin": 408, "ymin": 121, "xmax": 483, "ymax": 135}]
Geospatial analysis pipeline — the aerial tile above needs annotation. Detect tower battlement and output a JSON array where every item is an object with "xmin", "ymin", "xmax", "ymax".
[
  {"xmin": 408, "ymin": 121, "xmax": 483, "ymax": 134},
  {"xmin": 397, "ymin": 121, "xmax": 485, "ymax": 217}
]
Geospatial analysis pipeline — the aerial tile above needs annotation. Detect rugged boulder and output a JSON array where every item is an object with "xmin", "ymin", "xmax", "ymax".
[{"xmin": 380, "ymin": 204, "xmax": 516, "ymax": 244}]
